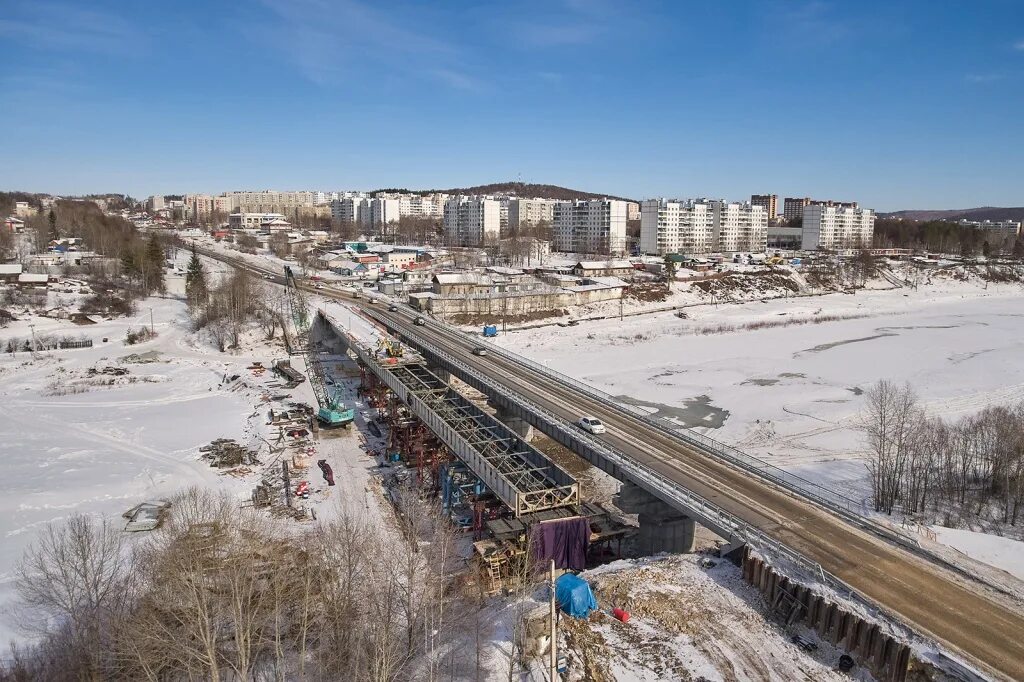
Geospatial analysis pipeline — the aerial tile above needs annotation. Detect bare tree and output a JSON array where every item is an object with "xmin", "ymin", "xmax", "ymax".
[
  {"xmin": 14, "ymin": 514, "xmax": 129, "ymax": 681},
  {"xmin": 862, "ymin": 380, "xmax": 923, "ymax": 513}
]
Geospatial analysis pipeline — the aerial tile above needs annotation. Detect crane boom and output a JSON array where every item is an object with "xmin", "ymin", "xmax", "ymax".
[{"xmin": 283, "ymin": 267, "xmax": 354, "ymax": 427}]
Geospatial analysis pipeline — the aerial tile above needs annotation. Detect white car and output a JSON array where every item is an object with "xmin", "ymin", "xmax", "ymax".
[{"xmin": 577, "ymin": 416, "xmax": 606, "ymax": 434}]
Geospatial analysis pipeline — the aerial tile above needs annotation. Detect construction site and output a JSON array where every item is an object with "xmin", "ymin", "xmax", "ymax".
[{"xmin": 321, "ymin": 310, "xmax": 630, "ymax": 595}]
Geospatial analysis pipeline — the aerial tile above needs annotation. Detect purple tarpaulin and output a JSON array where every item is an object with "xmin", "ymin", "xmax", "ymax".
[{"xmin": 532, "ymin": 517, "xmax": 590, "ymax": 571}]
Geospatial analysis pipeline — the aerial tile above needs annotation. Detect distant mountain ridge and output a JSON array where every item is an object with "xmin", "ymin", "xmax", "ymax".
[
  {"xmin": 371, "ymin": 181, "xmax": 634, "ymax": 202},
  {"xmin": 881, "ymin": 206, "xmax": 1024, "ymax": 222}
]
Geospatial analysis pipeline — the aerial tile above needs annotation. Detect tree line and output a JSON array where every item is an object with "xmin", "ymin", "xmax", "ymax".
[
  {"xmin": 874, "ymin": 218, "xmax": 1024, "ymax": 258},
  {"xmin": 862, "ymin": 380, "xmax": 1024, "ymax": 526}
]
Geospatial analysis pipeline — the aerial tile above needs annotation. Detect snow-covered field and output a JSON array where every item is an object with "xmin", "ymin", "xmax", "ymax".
[{"xmin": 0, "ymin": 256, "xmax": 386, "ymax": 646}]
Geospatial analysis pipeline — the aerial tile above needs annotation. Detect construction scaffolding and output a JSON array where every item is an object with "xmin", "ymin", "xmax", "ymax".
[{"xmin": 321, "ymin": 308, "xmax": 579, "ymax": 517}]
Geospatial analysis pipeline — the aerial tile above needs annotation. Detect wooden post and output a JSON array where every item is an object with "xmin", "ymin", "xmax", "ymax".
[
  {"xmin": 549, "ymin": 559, "xmax": 557, "ymax": 681},
  {"xmin": 282, "ymin": 460, "xmax": 292, "ymax": 507}
]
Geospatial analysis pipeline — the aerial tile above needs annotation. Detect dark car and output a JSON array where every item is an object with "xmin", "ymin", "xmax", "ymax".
[{"xmin": 388, "ymin": 304, "xmax": 399, "ymax": 312}]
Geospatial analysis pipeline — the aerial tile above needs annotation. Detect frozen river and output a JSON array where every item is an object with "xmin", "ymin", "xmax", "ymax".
[{"xmin": 498, "ymin": 286, "xmax": 1024, "ymax": 499}]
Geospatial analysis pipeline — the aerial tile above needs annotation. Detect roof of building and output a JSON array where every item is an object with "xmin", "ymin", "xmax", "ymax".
[
  {"xmin": 575, "ymin": 260, "xmax": 634, "ymax": 270},
  {"xmin": 0, "ymin": 264, "xmax": 23, "ymax": 275},
  {"xmin": 583, "ymin": 276, "xmax": 628, "ymax": 287},
  {"xmin": 485, "ymin": 266, "xmax": 525, "ymax": 276},
  {"xmin": 330, "ymin": 260, "xmax": 365, "ymax": 270},
  {"xmin": 19, "ymin": 273, "xmax": 49, "ymax": 283},
  {"xmin": 433, "ymin": 272, "xmax": 493, "ymax": 286}
]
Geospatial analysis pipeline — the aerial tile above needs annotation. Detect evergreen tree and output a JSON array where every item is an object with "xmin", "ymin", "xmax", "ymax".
[
  {"xmin": 48, "ymin": 209, "xmax": 58, "ymax": 241},
  {"xmin": 145, "ymin": 234, "xmax": 166, "ymax": 295},
  {"xmin": 185, "ymin": 244, "xmax": 208, "ymax": 308}
]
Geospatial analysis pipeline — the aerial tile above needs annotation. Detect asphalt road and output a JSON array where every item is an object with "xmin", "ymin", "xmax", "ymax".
[{"xmin": 202, "ymin": 247, "xmax": 1024, "ymax": 680}]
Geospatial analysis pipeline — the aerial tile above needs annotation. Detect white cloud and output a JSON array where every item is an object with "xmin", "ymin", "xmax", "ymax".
[
  {"xmin": 965, "ymin": 73, "xmax": 1003, "ymax": 83},
  {"xmin": 0, "ymin": 2, "xmax": 141, "ymax": 55},
  {"xmin": 251, "ymin": 0, "xmax": 472, "ymax": 89}
]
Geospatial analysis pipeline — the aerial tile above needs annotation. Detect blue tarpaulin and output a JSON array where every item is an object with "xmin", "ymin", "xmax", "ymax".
[{"xmin": 555, "ymin": 574, "xmax": 597, "ymax": 619}]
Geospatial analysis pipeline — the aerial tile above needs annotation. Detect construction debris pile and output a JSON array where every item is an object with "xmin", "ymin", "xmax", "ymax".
[{"xmin": 200, "ymin": 438, "xmax": 260, "ymax": 469}]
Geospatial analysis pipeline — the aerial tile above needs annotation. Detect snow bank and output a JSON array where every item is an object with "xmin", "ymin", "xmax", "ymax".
[{"xmin": 930, "ymin": 527, "xmax": 1024, "ymax": 582}]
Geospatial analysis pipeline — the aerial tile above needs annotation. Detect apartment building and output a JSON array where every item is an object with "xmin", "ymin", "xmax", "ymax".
[
  {"xmin": 213, "ymin": 194, "xmax": 237, "ymax": 215},
  {"xmin": 626, "ymin": 202, "xmax": 641, "ymax": 222},
  {"xmin": 751, "ymin": 194, "xmax": 778, "ymax": 220},
  {"xmin": 552, "ymin": 199, "xmax": 628, "ymax": 256},
  {"xmin": 443, "ymin": 196, "xmax": 501, "ymax": 247},
  {"xmin": 640, "ymin": 199, "xmax": 767, "ymax": 255},
  {"xmin": 783, "ymin": 197, "xmax": 858, "ymax": 223},
  {"xmin": 801, "ymin": 205, "xmax": 874, "ymax": 250},
  {"xmin": 508, "ymin": 198, "xmax": 556, "ymax": 230},
  {"xmin": 185, "ymin": 194, "xmax": 214, "ymax": 221},
  {"xmin": 228, "ymin": 212, "xmax": 289, "ymax": 230},
  {"xmin": 958, "ymin": 219, "xmax": 1022, "ymax": 244},
  {"xmin": 371, "ymin": 198, "xmax": 401, "ymax": 226},
  {"xmin": 331, "ymin": 197, "xmax": 372, "ymax": 226}
]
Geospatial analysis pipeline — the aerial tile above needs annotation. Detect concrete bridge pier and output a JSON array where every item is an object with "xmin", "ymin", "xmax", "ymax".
[
  {"xmin": 430, "ymin": 366, "xmax": 452, "ymax": 384},
  {"xmin": 491, "ymin": 402, "xmax": 535, "ymax": 441},
  {"xmin": 615, "ymin": 482, "xmax": 696, "ymax": 555}
]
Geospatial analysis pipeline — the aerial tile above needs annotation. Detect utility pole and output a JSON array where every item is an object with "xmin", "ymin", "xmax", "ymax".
[
  {"xmin": 150, "ymin": 308, "xmax": 155, "ymax": 334},
  {"xmin": 549, "ymin": 559, "xmax": 557, "ymax": 682}
]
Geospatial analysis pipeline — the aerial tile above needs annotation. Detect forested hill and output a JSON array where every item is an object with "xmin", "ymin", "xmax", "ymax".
[
  {"xmin": 371, "ymin": 181, "xmax": 634, "ymax": 202},
  {"xmin": 882, "ymin": 207, "xmax": 1024, "ymax": 222}
]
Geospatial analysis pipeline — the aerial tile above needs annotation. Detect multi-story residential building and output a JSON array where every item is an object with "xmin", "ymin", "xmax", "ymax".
[
  {"xmin": 185, "ymin": 194, "xmax": 214, "ymax": 221},
  {"xmin": 508, "ymin": 198, "xmax": 556, "ymax": 230},
  {"xmin": 443, "ymin": 196, "xmax": 501, "ymax": 247},
  {"xmin": 552, "ymin": 199, "xmax": 628, "ymax": 256},
  {"xmin": 957, "ymin": 219, "xmax": 1022, "ymax": 245},
  {"xmin": 782, "ymin": 197, "xmax": 811, "ymax": 223},
  {"xmin": 801, "ymin": 205, "xmax": 874, "ymax": 250},
  {"xmin": 371, "ymin": 198, "xmax": 401, "ymax": 227},
  {"xmin": 714, "ymin": 201, "xmax": 768, "ymax": 252},
  {"xmin": 213, "ymin": 194, "xmax": 237, "ymax": 215},
  {"xmin": 640, "ymin": 199, "xmax": 767, "ymax": 255},
  {"xmin": 146, "ymin": 195, "xmax": 166, "ymax": 212},
  {"xmin": 751, "ymin": 194, "xmax": 778, "ymax": 220},
  {"xmin": 626, "ymin": 202, "xmax": 641, "ymax": 222},
  {"xmin": 783, "ymin": 197, "xmax": 858, "ymax": 223},
  {"xmin": 331, "ymin": 197, "xmax": 372, "ymax": 226}
]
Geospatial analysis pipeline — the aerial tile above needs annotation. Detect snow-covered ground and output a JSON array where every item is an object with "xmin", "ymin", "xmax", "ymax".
[
  {"xmin": 929, "ymin": 527, "xmax": 1024, "ymax": 582},
  {"xmin": 0, "ymin": 253, "xmax": 389, "ymax": 645}
]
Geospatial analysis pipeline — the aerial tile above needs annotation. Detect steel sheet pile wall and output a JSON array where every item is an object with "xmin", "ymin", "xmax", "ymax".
[{"xmin": 743, "ymin": 551, "xmax": 911, "ymax": 682}]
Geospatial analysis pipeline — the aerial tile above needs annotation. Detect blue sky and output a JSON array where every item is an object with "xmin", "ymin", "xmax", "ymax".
[{"xmin": 1, "ymin": 0, "xmax": 1022, "ymax": 210}]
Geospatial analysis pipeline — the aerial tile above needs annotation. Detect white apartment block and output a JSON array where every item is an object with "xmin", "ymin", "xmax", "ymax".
[
  {"xmin": 640, "ymin": 199, "xmax": 767, "ymax": 255},
  {"xmin": 714, "ymin": 201, "xmax": 767, "ymax": 252},
  {"xmin": 508, "ymin": 198, "xmax": 556, "ymax": 230},
  {"xmin": 958, "ymin": 219, "xmax": 1021, "ymax": 244},
  {"xmin": 443, "ymin": 196, "xmax": 501, "ymax": 247},
  {"xmin": 331, "ymin": 197, "xmax": 372, "ymax": 226},
  {"xmin": 552, "ymin": 200, "xmax": 628, "ymax": 256},
  {"xmin": 371, "ymin": 198, "xmax": 401, "ymax": 226},
  {"xmin": 801, "ymin": 205, "xmax": 874, "ymax": 250}
]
